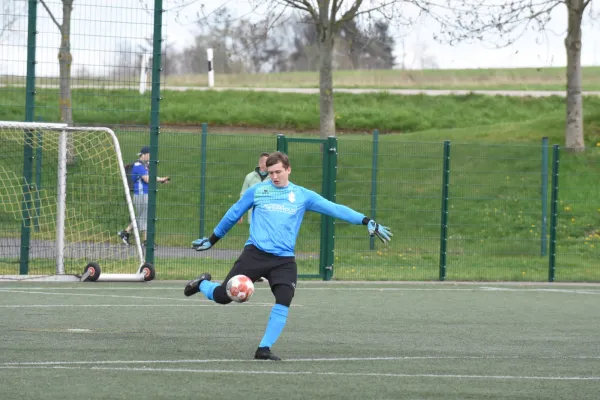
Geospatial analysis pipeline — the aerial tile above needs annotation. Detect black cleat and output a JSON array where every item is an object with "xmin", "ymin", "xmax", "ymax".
[
  {"xmin": 184, "ymin": 273, "xmax": 212, "ymax": 297},
  {"xmin": 117, "ymin": 230, "xmax": 130, "ymax": 246},
  {"xmin": 254, "ymin": 347, "xmax": 281, "ymax": 361}
]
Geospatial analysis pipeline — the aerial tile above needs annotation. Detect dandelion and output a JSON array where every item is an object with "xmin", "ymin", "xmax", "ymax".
[
  {"xmin": 564, "ymin": 206, "xmax": 572, "ymax": 212},
  {"xmin": 571, "ymin": 218, "xmax": 575, "ymax": 222}
]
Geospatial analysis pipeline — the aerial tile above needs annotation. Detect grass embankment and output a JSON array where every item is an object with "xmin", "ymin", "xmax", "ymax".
[
  {"xmin": 167, "ymin": 66, "xmax": 600, "ymax": 90},
  {"xmin": 2, "ymin": 86, "xmax": 600, "ymax": 133},
  {"xmin": 1, "ymin": 88, "xmax": 600, "ymax": 282},
  {"xmin": 5, "ymin": 66, "xmax": 599, "ymax": 90}
]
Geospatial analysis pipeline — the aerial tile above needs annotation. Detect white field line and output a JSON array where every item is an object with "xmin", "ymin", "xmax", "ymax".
[
  {"xmin": 0, "ymin": 289, "xmax": 203, "ymax": 302},
  {"xmin": 3, "ymin": 355, "xmax": 600, "ymax": 366},
  {"xmin": 2, "ymin": 286, "xmax": 599, "ymax": 295},
  {"xmin": 0, "ymin": 289, "xmax": 298, "ymax": 307},
  {"xmin": 0, "ymin": 304, "xmax": 273, "ymax": 308},
  {"xmin": 0, "ymin": 364, "xmax": 598, "ymax": 381}
]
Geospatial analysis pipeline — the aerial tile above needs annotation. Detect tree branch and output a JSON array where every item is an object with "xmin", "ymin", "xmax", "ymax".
[
  {"xmin": 338, "ymin": 0, "xmax": 363, "ymax": 23},
  {"xmin": 331, "ymin": 0, "xmax": 342, "ymax": 19},
  {"xmin": 279, "ymin": 0, "xmax": 319, "ymax": 22},
  {"xmin": 39, "ymin": 0, "xmax": 62, "ymax": 33}
]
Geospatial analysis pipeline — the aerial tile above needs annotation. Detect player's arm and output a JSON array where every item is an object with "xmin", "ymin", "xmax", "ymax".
[
  {"xmin": 192, "ymin": 186, "xmax": 256, "ymax": 251},
  {"xmin": 135, "ymin": 166, "xmax": 168, "ymax": 184},
  {"xmin": 305, "ymin": 190, "xmax": 393, "ymax": 243}
]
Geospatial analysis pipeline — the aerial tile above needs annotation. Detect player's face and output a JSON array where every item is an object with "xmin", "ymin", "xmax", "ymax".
[
  {"xmin": 267, "ymin": 162, "xmax": 291, "ymax": 187},
  {"xmin": 258, "ymin": 156, "xmax": 268, "ymax": 172}
]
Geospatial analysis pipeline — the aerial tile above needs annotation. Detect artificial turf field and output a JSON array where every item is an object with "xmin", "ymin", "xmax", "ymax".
[{"xmin": 1, "ymin": 280, "xmax": 599, "ymax": 400}]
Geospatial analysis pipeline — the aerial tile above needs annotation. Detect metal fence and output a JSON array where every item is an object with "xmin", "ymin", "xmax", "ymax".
[{"xmin": 2, "ymin": 125, "xmax": 599, "ymax": 281}]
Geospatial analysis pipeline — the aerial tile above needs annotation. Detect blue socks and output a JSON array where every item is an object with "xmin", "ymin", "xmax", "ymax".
[
  {"xmin": 259, "ymin": 304, "xmax": 289, "ymax": 348},
  {"xmin": 199, "ymin": 280, "xmax": 220, "ymax": 301}
]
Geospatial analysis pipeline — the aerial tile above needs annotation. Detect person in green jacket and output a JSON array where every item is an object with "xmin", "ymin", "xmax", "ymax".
[{"xmin": 238, "ymin": 152, "xmax": 270, "ymax": 225}]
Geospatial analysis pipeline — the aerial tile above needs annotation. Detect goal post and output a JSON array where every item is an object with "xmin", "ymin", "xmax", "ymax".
[{"xmin": 0, "ymin": 122, "xmax": 153, "ymax": 282}]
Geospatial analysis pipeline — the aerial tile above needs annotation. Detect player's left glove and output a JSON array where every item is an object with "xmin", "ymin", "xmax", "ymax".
[
  {"xmin": 191, "ymin": 237, "xmax": 212, "ymax": 251},
  {"xmin": 367, "ymin": 220, "xmax": 392, "ymax": 244}
]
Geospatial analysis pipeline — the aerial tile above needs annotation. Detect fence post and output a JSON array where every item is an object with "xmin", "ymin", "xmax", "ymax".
[
  {"xmin": 548, "ymin": 145, "xmax": 560, "ymax": 282},
  {"xmin": 540, "ymin": 137, "xmax": 549, "ymax": 256},
  {"xmin": 439, "ymin": 141, "xmax": 451, "ymax": 281},
  {"xmin": 199, "ymin": 123, "xmax": 208, "ymax": 237},
  {"xmin": 277, "ymin": 133, "xmax": 288, "ymax": 154},
  {"xmin": 370, "ymin": 129, "xmax": 379, "ymax": 250},
  {"xmin": 144, "ymin": 0, "xmax": 165, "ymax": 265},
  {"xmin": 19, "ymin": 0, "xmax": 39, "ymax": 274},
  {"xmin": 207, "ymin": 48, "xmax": 214, "ymax": 88},
  {"xmin": 321, "ymin": 136, "xmax": 337, "ymax": 281}
]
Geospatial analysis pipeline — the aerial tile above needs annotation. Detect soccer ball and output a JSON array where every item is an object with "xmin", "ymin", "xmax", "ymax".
[{"xmin": 226, "ymin": 275, "xmax": 255, "ymax": 303}]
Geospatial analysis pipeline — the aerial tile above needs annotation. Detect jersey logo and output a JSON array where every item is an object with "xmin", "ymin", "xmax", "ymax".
[{"xmin": 288, "ymin": 191, "xmax": 296, "ymax": 203}]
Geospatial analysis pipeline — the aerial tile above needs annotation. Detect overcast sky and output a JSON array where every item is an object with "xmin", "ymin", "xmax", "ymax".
[
  {"xmin": 1, "ymin": 0, "xmax": 598, "ymax": 77},
  {"xmin": 165, "ymin": 0, "xmax": 600, "ymax": 69}
]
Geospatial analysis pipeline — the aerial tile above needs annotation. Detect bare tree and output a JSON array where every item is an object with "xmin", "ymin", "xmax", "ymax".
[
  {"xmin": 40, "ymin": 0, "xmax": 75, "ymax": 163},
  {"xmin": 1, "ymin": 0, "xmax": 26, "ymax": 43},
  {"xmin": 174, "ymin": 0, "xmax": 597, "ymax": 145},
  {"xmin": 439, "ymin": 0, "xmax": 598, "ymax": 152}
]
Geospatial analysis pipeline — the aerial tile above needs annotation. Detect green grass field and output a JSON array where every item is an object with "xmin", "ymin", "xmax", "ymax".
[{"xmin": 1, "ymin": 281, "xmax": 599, "ymax": 400}]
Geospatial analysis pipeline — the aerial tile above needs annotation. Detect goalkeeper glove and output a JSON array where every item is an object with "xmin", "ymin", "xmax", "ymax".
[
  {"xmin": 367, "ymin": 220, "xmax": 392, "ymax": 244},
  {"xmin": 191, "ymin": 237, "xmax": 212, "ymax": 251}
]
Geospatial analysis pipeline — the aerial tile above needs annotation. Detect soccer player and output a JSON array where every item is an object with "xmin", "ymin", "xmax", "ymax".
[
  {"xmin": 184, "ymin": 151, "xmax": 392, "ymax": 361},
  {"xmin": 118, "ymin": 146, "xmax": 170, "ymax": 246}
]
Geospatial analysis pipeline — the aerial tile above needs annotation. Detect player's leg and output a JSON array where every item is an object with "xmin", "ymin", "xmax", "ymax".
[
  {"xmin": 138, "ymin": 194, "xmax": 148, "ymax": 246},
  {"xmin": 255, "ymin": 260, "xmax": 296, "ymax": 361},
  {"xmin": 184, "ymin": 245, "xmax": 269, "ymax": 303}
]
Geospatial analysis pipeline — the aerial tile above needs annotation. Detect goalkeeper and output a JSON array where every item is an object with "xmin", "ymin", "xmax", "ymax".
[{"xmin": 184, "ymin": 151, "xmax": 392, "ymax": 361}]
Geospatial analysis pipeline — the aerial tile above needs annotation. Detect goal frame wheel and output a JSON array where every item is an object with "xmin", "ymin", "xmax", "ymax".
[
  {"xmin": 83, "ymin": 262, "xmax": 101, "ymax": 282},
  {"xmin": 140, "ymin": 263, "xmax": 156, "ymax": 281}
]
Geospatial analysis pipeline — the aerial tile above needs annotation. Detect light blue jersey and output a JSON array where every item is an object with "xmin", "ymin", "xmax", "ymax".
[{"xmin": 213, "ymin": 181, "xmax": 365, "ymax": 257}]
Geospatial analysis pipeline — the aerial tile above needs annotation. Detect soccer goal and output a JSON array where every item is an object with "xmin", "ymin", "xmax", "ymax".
[{"xmin": 0, "ymin": 121, "xmax": 155, "ymax": 282}]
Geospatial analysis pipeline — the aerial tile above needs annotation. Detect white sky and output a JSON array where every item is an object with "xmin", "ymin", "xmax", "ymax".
[{"xmin": 1, "ymin": 0, "xmax": 598, "ymax": 77}]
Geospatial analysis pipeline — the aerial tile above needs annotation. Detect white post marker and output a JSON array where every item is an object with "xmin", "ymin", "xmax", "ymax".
[
  {"xmin": 207, "ymin": 48, "xmax": 214, "ymax": 88},
  {"xmin": 139, "ymin": 53, "xmax": 150, "ymax": 95}
]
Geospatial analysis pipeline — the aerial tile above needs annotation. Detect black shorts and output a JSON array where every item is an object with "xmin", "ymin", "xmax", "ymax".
[{"xmin": 223, "ymin": 245, "xmax": 297, "ymax": 291}]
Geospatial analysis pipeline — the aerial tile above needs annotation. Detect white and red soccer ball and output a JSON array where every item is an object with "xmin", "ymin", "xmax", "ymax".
[{"xmin": 226, "ymin": 274, "xmax": 255, "ymax": 303}]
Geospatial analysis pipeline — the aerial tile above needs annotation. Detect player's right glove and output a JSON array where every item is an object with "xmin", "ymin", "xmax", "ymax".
[
  {"xmin": 191, "ymin": 237, "xmax": 212, "ymax": 251},
  {"xmin": 367, "ymin": 220, "xmax": 392, "ymax": 244}
]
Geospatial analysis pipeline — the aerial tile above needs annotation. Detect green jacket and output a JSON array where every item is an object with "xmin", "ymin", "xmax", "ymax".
[{"xmin": 240, "ymin": 167, "xmax": 269, "ymax": 223}]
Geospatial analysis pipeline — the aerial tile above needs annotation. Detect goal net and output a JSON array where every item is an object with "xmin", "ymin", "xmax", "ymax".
[{"xmin": 0, "ymin": 121, "xmax": 147, "ymax": 281}]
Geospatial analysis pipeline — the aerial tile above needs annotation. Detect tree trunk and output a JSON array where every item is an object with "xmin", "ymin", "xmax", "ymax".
[
  {"xmin": 59, "ymin": 0, "xmax": 75, "ymax": 164},
  {"xmin": 564, "ymin": 0, "xmax": 585, "ymax": 152},
  {"xmin": 317, "ymin": 19, "xmax": 335, "ymax": 140}
]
